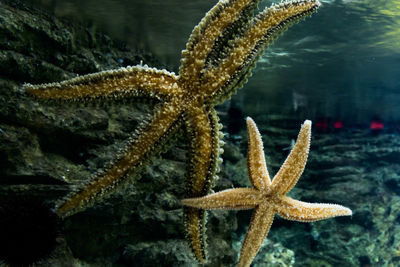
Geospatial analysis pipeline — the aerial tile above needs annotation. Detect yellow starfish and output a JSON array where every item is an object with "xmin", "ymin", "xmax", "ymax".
[
  {"xmin": 24, "ymin": 0, "xmax": 321, "ymax": 262},
  {"xmin": 182, "ymin": 117, "xmax": 352, "ymax": 267}
]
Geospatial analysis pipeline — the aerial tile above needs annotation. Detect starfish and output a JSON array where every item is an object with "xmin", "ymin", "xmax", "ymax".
[
  {"xmin": 24, "ymin": 0, "xmax": 321, "ymax": 262},
  {"xmin": 182, "ymin": 117, "xmax": 352, "ymax": 267}
]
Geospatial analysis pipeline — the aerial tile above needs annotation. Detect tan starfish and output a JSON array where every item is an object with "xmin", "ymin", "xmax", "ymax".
[
  {"xmin": 182, "ymin": 117, "xmax": 352, "ymax": 267},
  {"xmin": 24, "ymin": 0, "xmax": 321, "ymax": 262}
]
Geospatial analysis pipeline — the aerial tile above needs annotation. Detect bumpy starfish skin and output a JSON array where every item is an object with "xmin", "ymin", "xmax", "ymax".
[
  {"xmin": 25, "ymin": 0, "xmax": 321, "ymax": 262},
  {"xmin": 182, "ymin": 118, "xmax": 352, "ymax": 267}
]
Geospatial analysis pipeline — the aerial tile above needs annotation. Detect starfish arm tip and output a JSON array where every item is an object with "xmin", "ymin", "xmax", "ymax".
[
  {"xmin": 343, "ymin": 206, "xmax": 353, "ymax": 216},
  {"xmin": 331, "ymin": 204, "xmax": 352, "ymax": 217},
  {"xmin": 246, "ymin": 116, "xmax": 255, "ymax": 125},
  {"xmin": 330, "ymin": 205, "xmax": 352, "ymax": 219}
]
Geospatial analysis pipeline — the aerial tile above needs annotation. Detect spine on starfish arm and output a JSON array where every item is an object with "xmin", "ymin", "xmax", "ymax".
[
  {"xmin": 179, "ymin": 0, "xmax": 263, "ymax": 85},
  {"xmin": 23, "ymin": 64, "xmax": 180, "ymax": 102},
  {"xmin": 24, "ymin": 63, "xmax": 185, "ymax": 218},
  {"xmin": 54, "ymin": 102, "xmax": 185, "ymax": 218},
  {"xmin": 204, "ymin": 0, "xmax": 321, "ymax": 104},
  {"xmin": 183, "ymin": 107, "xmax": 225, "ymax": 263}
]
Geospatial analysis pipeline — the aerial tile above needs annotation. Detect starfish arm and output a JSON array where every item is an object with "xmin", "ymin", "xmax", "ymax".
[
  {"xmin": 24, "ymin": 65, "xmax": 180, "ymax": 101},
  {"xmin": 204, "ymin": 0, "xmax": 321, "ymax": 103},
  {"xmin": 184, "ymin": 107, "xmax": 223, "ymax": 197},
  {"xmin": 238, "ymin": 201, "xmax": 274, "ymax": 267},
  {"xmin": 182, "ymin": 106, "xmax": 223, "ymax": 263},
  {"xmin": 246, "ymin": 117, "xmax": 271, "ymax": 190},
  {"xmin": 178, "ymin": 0, "xmax": 261, "ymax": 84},
  {"xmin": 276, "ymin": 196, "xmax": 352, "ymax": 222},
  {"xmin": 182, "ymin": 188, "xmax": 263, "ymax": 210},
  {"xmin": 55, "ymin": 102, "xmax": 184, "ymax": 218},
  {"xmin": 271, "ymin": 120, "xmax": 311, "ymax": 195},
  {"xmin": 183, "ymin": 207, "xmax": 207, "ymax": 263}
]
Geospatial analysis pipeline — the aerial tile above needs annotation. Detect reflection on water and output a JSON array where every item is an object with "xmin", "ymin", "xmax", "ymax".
[{"xmin": 22, "ymin": 0, "xmax": 400, "ymax": 126}]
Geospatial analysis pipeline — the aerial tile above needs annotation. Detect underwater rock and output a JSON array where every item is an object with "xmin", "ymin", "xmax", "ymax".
[
  {"xmin": 122, "ymin": 240, "xmax": 197, "ymax": 266},
  {"xmin": 235, "ymin": 238, "xmax": 295, "ymax": 267},
  {"xmin": 122, "ymin": 223, "xmax": 236, "ymax": 267}
]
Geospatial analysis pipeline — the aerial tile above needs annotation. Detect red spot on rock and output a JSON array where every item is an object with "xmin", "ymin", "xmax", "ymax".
[
  {"xmin": 370, "ymin": 121, "xmax": 384, "ymax": 130},
  {"xmin": 315, "ymin": 120, "xmax": 328, "ymax": 130},
  {"xmin": 334, "ymin": 121, "xmax": 343, "ymax": 129}
]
